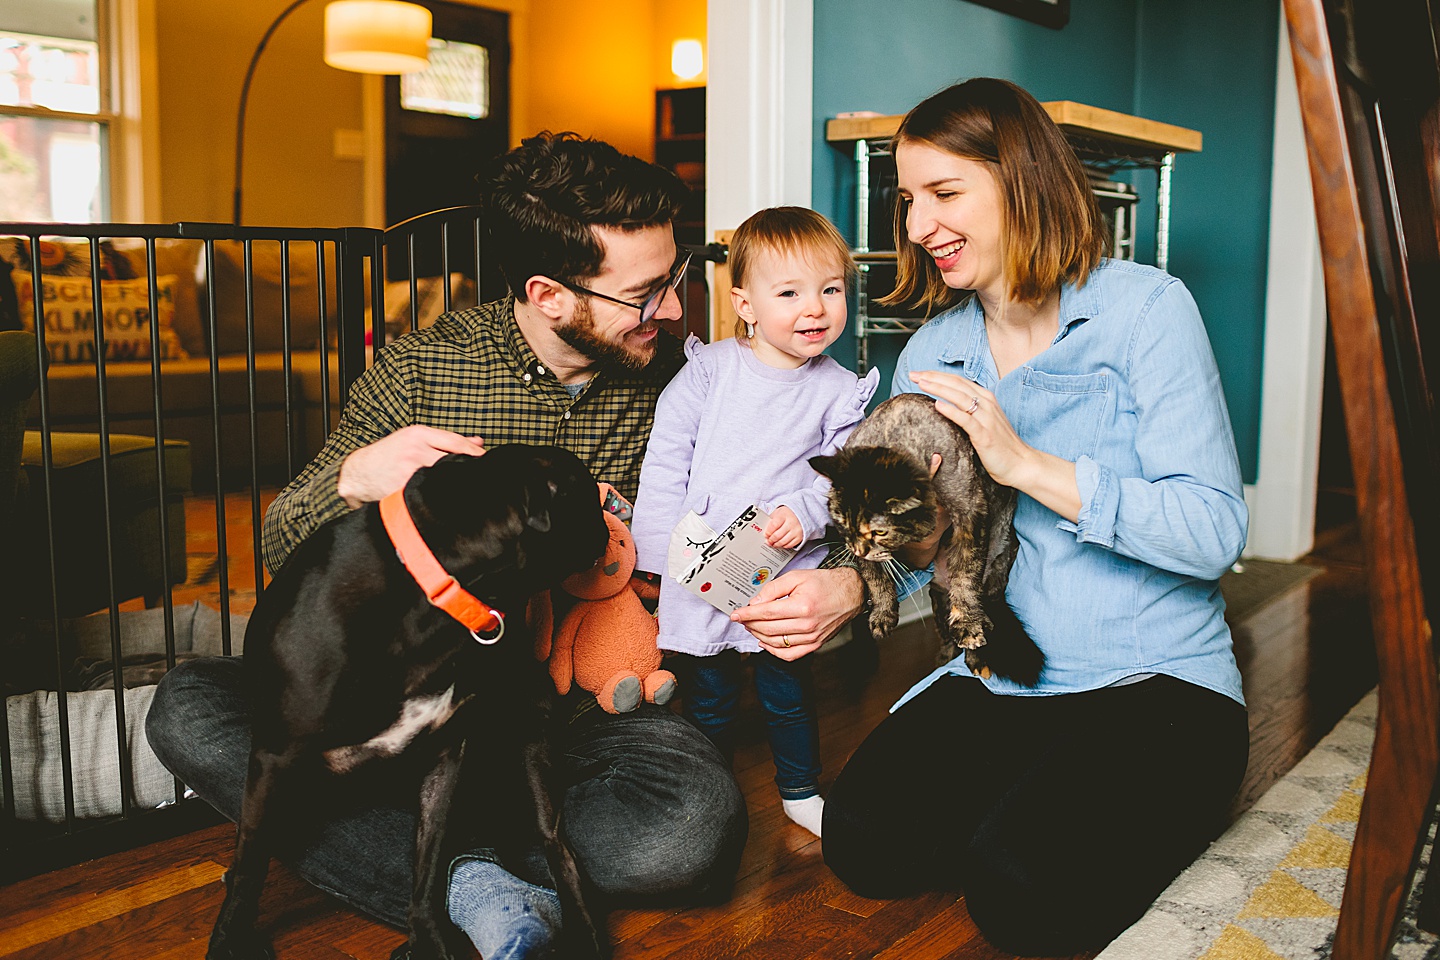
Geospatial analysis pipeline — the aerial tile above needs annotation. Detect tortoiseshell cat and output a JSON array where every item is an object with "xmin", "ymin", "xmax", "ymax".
[{"xmin": 810, "ymin": 392, "xmax": 1043, "ymax": 685}]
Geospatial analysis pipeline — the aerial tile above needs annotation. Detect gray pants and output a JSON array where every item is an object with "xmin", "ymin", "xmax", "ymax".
[{"xmin": 146, "ymin": 656, "xmax": 748, "ymax": 928}]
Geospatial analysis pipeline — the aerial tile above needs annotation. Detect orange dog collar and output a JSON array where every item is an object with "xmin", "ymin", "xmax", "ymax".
[{"xmin": 379, "ymin": 488, "xmax": 505, "ymax": 644}]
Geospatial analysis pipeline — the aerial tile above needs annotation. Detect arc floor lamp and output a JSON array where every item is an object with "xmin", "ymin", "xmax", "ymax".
[{"xmin": 233, "ymin": 0, "xmax": 432, "ymax": 226}]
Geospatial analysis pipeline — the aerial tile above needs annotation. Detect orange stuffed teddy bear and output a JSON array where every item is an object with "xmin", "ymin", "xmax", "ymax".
[{"xmin": 531, "ymin": 484, "xmax": 677, "ymax": 714}]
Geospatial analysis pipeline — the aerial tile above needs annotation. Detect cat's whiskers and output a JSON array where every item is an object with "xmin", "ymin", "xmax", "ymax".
[{"xmin": 879, "ymin": 556, "xmax": 938, "ymax": 640}]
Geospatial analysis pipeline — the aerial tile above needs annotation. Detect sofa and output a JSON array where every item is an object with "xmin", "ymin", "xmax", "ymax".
[{"xmin": 2, "ymin": 233, "xmax": 474, "ymax": 490}]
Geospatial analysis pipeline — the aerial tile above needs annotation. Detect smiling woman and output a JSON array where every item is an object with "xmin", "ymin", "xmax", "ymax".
[{"xmin": 822, "ymin": 77, "xmax": 1252, "ymax": 957}]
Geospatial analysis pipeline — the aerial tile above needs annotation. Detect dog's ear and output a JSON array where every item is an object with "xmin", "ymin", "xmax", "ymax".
[{"xmin": 526, "ymin": 480, "xmax": 558, "ymax": 532}]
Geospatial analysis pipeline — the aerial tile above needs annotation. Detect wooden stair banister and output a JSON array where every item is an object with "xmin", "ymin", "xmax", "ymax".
[{"xmin": 1283, "ymin": 0, "xmax": 1440, "ymax": 957}]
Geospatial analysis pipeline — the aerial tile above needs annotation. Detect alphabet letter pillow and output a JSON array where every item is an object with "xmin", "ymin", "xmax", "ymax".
[{"xmin": 13, "ymin": 270, "xmax": 189, "ymax": 364}]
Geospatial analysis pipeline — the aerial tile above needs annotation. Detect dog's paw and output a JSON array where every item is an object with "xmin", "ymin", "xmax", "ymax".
[
  {"xmin": 558, "ymin": 924, "xmax": 610, "ymax": 960},
  {"xmin": 207, "ymin": 930, "xmax": 275, "ymax": 960}
]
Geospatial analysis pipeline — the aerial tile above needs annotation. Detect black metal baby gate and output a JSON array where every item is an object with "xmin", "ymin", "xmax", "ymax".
[{"xmin": 0, "ymin": 205, "xmax": 714, "ymax": 883}]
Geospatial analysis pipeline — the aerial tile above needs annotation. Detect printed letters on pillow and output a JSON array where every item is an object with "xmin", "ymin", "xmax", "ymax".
[{"xmin": 13, "ymin": 270, "xmax": 189, "ymax": 364}]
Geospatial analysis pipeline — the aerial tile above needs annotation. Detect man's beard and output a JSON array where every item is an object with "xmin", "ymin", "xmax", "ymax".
[{"xmin": 555, "ymin": 297, "xmax": 656, "ymax": 372}]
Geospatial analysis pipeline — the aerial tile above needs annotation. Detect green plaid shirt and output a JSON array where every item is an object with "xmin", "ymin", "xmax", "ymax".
[{"xmin": 262, "ymin": 297, "xmax": 685, "ymax": 574}]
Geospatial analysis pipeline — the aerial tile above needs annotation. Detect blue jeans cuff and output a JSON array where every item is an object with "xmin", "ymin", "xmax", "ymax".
[{"xmin": 778, "ymin": 784, "xmax": 819, "ymax": 801}]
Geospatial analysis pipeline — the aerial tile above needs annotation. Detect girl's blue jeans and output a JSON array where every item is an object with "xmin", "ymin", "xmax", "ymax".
[{"xmin": 670, "ymin": 649, "xmax": 821, "ymax": 801}]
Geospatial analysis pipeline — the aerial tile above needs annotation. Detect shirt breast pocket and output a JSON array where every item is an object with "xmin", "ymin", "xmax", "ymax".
[{"xmin": 1015, "ymin": 369, "xmax": 1112, "ymax": 462}]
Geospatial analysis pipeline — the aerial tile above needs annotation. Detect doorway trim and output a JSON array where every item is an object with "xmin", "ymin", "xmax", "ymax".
[
  {"xmin": 1245, "ymin": 11, "xmax": 1327, "ymax": 561},
  {"xmin": 705, "ymin": 0, "xmax": 814, "ymax": 240}
]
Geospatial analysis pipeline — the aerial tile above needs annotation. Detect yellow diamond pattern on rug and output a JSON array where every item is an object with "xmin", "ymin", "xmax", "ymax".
[
  {"xmin": 1320, "ymin": 789, "xmax": 1363, "ymax": 825},
  {"xmin": 1280, "ymin": 825, "xmax": 1354, "ymax": 869},
  {"xmin": 1239, "ymin": 871, "xmax": 1341, "ymax": 919},
  {"xmin": 1199, "ymin": 924, "xmax": 1289, "ymax": 960}
]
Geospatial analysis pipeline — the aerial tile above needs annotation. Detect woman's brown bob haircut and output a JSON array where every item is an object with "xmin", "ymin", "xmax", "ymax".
[
  {"xmin": 729, "ymin": 206, "xmax": 857, "ymax": 340},
  {"xmin": 881, "ymin": 78, "xmax": 1107, "ymax": 313}
]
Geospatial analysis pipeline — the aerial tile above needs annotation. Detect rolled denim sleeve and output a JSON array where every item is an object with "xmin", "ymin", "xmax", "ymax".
[{"xmin": 1071, "ymin": 455, "xmax": 1118, "ymax": 547}]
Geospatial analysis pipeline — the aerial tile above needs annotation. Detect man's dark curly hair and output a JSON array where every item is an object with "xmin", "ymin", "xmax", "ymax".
[{"xmin": 481, "ymin": 132, "xmax": 688, "ymax": 302}]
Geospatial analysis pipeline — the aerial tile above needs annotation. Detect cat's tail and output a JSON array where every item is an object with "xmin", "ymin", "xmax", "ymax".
[{"xmin": 983, "ymin": 596, "xmax": 1045, "ymax": 687}]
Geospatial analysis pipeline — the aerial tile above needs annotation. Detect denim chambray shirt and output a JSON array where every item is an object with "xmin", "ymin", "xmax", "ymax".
[{"xmin": 891, "ymin": 259, "xmax": 1248, "ymax": 709}]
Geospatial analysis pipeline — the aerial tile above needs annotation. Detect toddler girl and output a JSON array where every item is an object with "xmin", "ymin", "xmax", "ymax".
[{"xmin": 632, "ymin": 206, "xmax": 878, "ymax": 836}]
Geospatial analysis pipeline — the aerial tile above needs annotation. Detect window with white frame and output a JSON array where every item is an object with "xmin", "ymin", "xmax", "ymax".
[{"xmin": 0, "ymin": 0, "xmax": 113, "ymax": 222}]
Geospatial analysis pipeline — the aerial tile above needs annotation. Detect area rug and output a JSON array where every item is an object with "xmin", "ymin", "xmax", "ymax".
[
  {"xmin": 1220, "ymin": 559, "xmax": 1325, "ymax": 623},
  {"xmin": 1097, "ymin": 688, "xmax": 1440, "ymax": 960}
]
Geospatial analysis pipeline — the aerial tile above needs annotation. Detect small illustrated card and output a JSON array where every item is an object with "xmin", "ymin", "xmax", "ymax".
[{"xmin": 678, "ymin": 505, "xmax": 798, "ymax": 613}]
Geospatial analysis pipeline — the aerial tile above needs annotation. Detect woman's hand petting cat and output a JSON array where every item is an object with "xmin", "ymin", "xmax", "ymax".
[
  {"xmin": 909, "ymin": 370, "xmax": 1082, "ymax": 523},
  {"xmin": 731, "ymin": 567, "xmax": 865, "ymax": 661},
  {"xmin": 908, "ymin": 371, "xmax": 1034, "ymax": 488}
]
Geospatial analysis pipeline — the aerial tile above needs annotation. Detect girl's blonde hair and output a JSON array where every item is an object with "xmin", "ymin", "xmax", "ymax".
[
  {"xmin": 880, "ymin": 78, "xmax": 1107, "ymax": 314},
  {"xmin": 729, "ymin": 206, "xmax": 856, "ymax": 339}
]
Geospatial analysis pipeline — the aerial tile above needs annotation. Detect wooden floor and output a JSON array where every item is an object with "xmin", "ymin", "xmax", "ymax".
[{"xmin": 0, "ymin": 517, "xmax": 1375, "ymax": 960}]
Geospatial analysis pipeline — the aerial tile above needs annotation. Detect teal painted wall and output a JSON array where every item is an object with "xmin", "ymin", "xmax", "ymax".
[
  {"xmin": 1131, "ymin": 0, "xmax": 1280, "ymax": 484},
  {"xmin": 811, "ymin": 0, "xmax": 1280, "ymax": 482}
]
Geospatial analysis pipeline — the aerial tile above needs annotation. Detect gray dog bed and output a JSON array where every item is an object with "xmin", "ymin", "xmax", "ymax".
[{"xmin": 3, "ymin": 602, "xmax": 247, "ymax": 821}]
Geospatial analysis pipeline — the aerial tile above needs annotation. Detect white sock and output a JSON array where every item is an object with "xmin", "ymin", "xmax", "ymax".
[
  {"xmin": 782, "ymin": 795, "xmax": 824, "ymax": 837},
  {"xmin": 446, "ymin": 858, "xmax": 561, "ymax": 959}
]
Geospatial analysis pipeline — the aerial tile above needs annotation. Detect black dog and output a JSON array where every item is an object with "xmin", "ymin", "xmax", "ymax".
[{"xmin": 207, "ymin": 445, "xmax": 611, "ymax": 960}]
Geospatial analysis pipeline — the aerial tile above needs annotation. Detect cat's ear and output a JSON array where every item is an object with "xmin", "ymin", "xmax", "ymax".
[
  {"xmin": 886, "ymin": 496, "xmax": 925, "ymax": 514},
  {"xmin": 809, "ymin": 454, "xmax": 839, "ymax": 478}
]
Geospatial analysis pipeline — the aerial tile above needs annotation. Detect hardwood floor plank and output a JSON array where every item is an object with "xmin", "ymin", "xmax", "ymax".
[
  {"xmin": 803, "ymin": 890, "xmax": 965, "ymax": 959},
  {"xmin": 616, "ymin": 858, "xmax": 856, "ymax": 960},
  {"xmin": 869, "ymin": 902, "xmax": 986, "ymax": 960},
  {"xmin": 331, "ymin": 925, "xmax": 417, "ymax": 960},
  {"xmin": 143, "ymin": 941, "xmax": 210, "ymax": 960},
  {"xmin": 823, "ymin": 887, "xmax": 892, "ymax": 919},
  {"xmin": 0, "ymin": 861, "xmax": 225, "ymax": 955}
]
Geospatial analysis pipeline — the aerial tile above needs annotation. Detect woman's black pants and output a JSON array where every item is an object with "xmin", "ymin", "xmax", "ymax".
[{"xmin": 822, "ymin": 673, "xmax": 1248, "ymax": 956}]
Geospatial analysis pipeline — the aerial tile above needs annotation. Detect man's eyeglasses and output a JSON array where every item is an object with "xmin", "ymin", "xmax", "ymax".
[{"xmin": 561, "ymin": 251, "xmax": 692, "ymax": 324}]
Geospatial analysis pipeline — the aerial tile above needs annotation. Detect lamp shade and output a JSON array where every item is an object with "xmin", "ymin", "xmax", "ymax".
[
  {"xmin": 671, "ymin": 39, "xmax": 703, "ymax": 81},
  {"xmin": 324, "ymin": 0, "xmax": 431, "ymax": 74}
]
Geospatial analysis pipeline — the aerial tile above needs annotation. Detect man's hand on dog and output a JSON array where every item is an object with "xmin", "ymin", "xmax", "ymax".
[
  {"xmin": 337, "ymin": 426, "xmax": 487, "ymax": 508},
  {"xmin": 731, "ymin": 567, "xmax": 865, "ymax": 661}
]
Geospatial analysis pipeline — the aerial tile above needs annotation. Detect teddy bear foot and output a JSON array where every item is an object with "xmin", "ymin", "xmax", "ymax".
[
  {"xmin": 644, "ymin": 671, "xmax": 676, "ymax": 706},
  {"xmin": 599, "ymin": 673, "xmax": 644, "ymax": 713}
]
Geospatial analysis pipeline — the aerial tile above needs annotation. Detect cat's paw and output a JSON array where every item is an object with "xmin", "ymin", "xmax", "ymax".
[
  {"xmin": 964, "ymin": 647, "xmax": 993, "ymax": 679},
  {"xmin": 867, "ymin": 604, "xmax": 899, "ymax": 639},
  {"xmin": 948, "ymin": 606, "xmax": 992, "ymax": 650}
]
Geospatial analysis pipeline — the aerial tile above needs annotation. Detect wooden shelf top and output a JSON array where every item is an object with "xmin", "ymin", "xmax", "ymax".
[{"xmin": 826, "ymin": 100, "xmax": 1202, "ymax": 154}]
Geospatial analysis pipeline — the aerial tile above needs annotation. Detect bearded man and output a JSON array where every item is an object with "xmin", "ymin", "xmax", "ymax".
[{"xmin": 147, "ymin": 132, "xmax": 864, "ymax": 959}]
